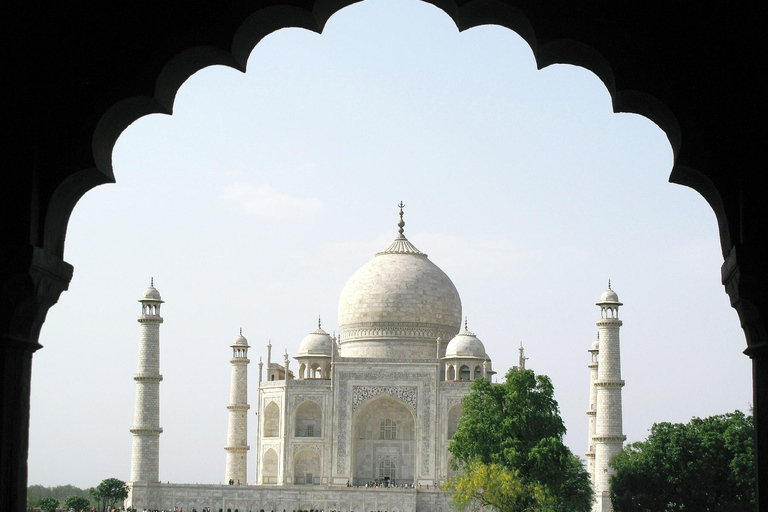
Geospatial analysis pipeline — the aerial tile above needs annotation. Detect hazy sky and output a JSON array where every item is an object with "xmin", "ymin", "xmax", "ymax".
[{"xmin": 29, "ymin": 0, "xmax": 751, "ymax": 488}]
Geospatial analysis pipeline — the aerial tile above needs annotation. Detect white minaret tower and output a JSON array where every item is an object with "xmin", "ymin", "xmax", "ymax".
[
  {"xmin": 130, "ymin": 280, "xmax": 164, "ymax": 483},
  {"xmin": 586, "ymin": 331, "xmax": 600, "ymax": 485},
  {"xmin": 225, "ymin": 329, "xmax": 250, "ymax": 485},
  {"xmin": 592, "ymin": 282, "xmax": 626, "ymax": 512}
]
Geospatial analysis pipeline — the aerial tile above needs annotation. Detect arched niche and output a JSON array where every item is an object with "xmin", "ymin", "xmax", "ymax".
[
  {"xmin": 294, "ymin": 400, "xmax": 322, "ymax": 437},
  {"xmin": 447, "ymin": 403, "xmax": 462, "ymax": 440},
  {"xmin": 293, "ymin": 448, "xmax": 321, "ymax": 484},
  {"xmin": 352, "ymin": 395, "xmax": 415, "ymax": 485},
  {"xmin": 262, "ymin": 448, "xmax": 279, "ymax": 484},
  {"xmin": 263, "ymin": 401, "xmax": 280, "ymax": 438}
]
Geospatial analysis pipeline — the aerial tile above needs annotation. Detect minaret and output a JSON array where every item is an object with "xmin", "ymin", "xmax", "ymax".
[
  {"xmin": 586, "ymin": 331, "xmax": 599, "ymax": 485},
  {"xmin": 225, "ymin": 329, "xmax": 250, "ymax": 485},
  {"xmin": 592, "ymin": 282, "xmax": 626, "ymax": 512},
  {"xmin": 130, "ymin": 280, "xmax": 164, "ymax": 483}
]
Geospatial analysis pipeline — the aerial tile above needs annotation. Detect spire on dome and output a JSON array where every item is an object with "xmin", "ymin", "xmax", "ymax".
[
  {"xmin": 318, "ymin": 315, "xmax": 322, "ymax": 329},
  {"xmin": 239, "ymin": 327, "xmax": 242, "ymax": 335},
  {"xmin": 608, "ymin": 279, "xmax": 611, "ymax": 290},
  {"xmin": 376, "ymin": 201, "xmax": 427, "ymax": 256},
  {"xmin": 151, "ymin": 276, "xmax": 154, "ymax": 287}
]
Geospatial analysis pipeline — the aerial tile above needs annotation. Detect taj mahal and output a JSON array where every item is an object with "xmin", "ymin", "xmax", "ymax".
[{"xmin": 126, "ymin": 205, "xmax": 625, "ymax": 512}]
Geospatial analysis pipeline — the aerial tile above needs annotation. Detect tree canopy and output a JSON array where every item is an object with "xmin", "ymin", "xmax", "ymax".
[
  {"xmin": 91, "ymin": 478, "xmax": 128, "ymax": 512},
  {"xmin": 64, "ymin": 495, "xmax": 91, "ymax": 512},
  {"xmin": 39, "ymin": 497, "xmax": 59, "ymax": 512},
  {"xmin": 447, "ymin": 369, "xmax": 593, "ymax": 512},
  {"xmin": 610, "ymin": 410, "xmax": 755, "ymax": 512}
]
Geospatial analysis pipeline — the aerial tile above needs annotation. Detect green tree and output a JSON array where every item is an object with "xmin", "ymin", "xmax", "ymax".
[
  {"xmin": 39, "ymin": 497, "xmax": 60, "ymax": 512},
  {"xmin": 28, "ymin": 485, "xmax": 90, "ymax": 503},
  {"xmin": 446, "ymin": 461, "xmax": 553, "ymax": 512},
  {"xmin": 92, "ymin": 478, "xmax": 128, "ymax": 512},
  {"xmin": 65, "ymin": 495, "xmax": 91, "ymax": 512},
  {"xmin": 610, "ymin": 410, "xmax": 755, "ymax": 512},
  {"xmin": 27, "ymin": 488, "xmax": 41, "ymax": 512},
  {"xmin": 448, "ymin": 369, "xmax": 593, "ymax": 512}
]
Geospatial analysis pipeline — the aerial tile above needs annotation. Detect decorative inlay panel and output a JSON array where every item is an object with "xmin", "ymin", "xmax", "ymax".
[
  {"xmin": 293, "ymin": 443, "xmax": 322, "ymax": 455},
  {"xmin": 446, "ymin": 397, "xmax": 463, "ymax": 409},
  {"xmin": 352, "ymin": 386, "xmax": 417, "ymax": 412},
  {"xmin": 261, "ymin": 443, "xmax": 280, "ymax": 455},
  {"xmin": 293, "ymin": 395, "xmax": 324, "ymax": 407}
]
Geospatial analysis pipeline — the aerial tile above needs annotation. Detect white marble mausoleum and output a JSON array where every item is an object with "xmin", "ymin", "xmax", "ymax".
[
  {"xmin": 127, "ymin": 206, "xmax": 500, "ymax": 512},
  {"xmin": 126, "ymin": 205, "xmax": 624, "ymax": 512}
]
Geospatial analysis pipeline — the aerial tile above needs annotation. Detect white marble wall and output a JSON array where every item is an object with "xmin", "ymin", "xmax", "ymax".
[{"xmin": 127, "ymin": 482, "xmax": 455, "ymax": 512}]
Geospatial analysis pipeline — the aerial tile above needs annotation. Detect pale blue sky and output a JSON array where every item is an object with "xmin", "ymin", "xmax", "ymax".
[{"xmin": 29, "ymin": 0, "xmax": 750, "ymax": 488}]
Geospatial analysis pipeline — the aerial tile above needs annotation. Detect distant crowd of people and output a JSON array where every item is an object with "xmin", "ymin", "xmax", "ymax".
[{"xmin": 346, "ymin": 480, "xmax": 427, "ymax": 490}]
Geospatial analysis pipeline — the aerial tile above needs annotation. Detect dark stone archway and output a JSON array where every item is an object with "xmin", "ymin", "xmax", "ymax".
[{"xmin": 2, "ymin": 2, "xmax": 765, "ymax": 510}]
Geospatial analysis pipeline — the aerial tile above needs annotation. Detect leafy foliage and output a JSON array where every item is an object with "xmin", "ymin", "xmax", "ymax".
[
  {"xmin": 28, "ymin": 485, "xmax": 90, "ymax": 503},
  {"xmin": 64, "ymin": 496, "xmax": 91, "ymax": 512},
  {"xmin": 39, "ymin": 497, "xmax": 60, "ymax": 512},
  {"xmin": 448, "ymin": 369, "xmax": 593, "ymax": 512},
  {"xmin": 91, "ymin": 478, "xmax": 128, "ymax": 512},
  {"xmin": 446, "ymin": 461, "xmax": 553, "ymax": 512},
  {"xmin": 610, "ymin": 410, "xmax": 755, "ymax": 512}
]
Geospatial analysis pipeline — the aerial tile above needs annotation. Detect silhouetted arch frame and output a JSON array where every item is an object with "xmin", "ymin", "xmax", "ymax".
[
  {"xmin": 28, "ymin": 1, "xmax": 761, "ymax": 508},
  {"xmin": 56, "ymin": 0, "xmax": 733, "ymax": 265}
]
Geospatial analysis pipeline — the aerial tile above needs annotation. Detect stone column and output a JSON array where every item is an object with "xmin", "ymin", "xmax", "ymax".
[{"xmin": 0, "ymin": 247, "xmax": 72, "ymax": 512}]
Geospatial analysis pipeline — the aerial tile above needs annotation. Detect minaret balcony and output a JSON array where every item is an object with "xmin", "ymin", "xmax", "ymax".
[
  {"xmin": 226, "ymin": 404, "xmax": 250, "ymax": 411},
  {"xmin": 224, "ymin": 445, "xmax": 250, "ymax": 452},
  {"xmin": 133, "ymin": 374, "xmax": 163, "ymax": 382},
  {"xmin": 591, "ymin": 434, "xmax": 627, "ymax": 442},
  {"xmin": 594, "ymin": 379, "xmax": 625, "ymax": 387},
  {"xmin": 130, "ymin": 427, "xmax": 163, "ymax": 435},
  {"xmin": 137, "ymin": 316, "xmax": 163, "ymax": 323}
]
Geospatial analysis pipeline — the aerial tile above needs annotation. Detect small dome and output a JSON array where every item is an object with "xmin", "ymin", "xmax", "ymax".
[
  {"xmin": 141, "ymin": 285, "xmax": 162, "ymax": 301},
  {"xmin": 445, "ymin": 326, "xmax": 488, "ymax": 359},
  {"xmin": 590, "ymin": 339, "xmax": 600, "ymax": 351},
  {"xmin": 232, "ymin": 332, "xmax": 249, "ymax": 347},
  {"xmin": 298, "ymin": 326, "xmax": 333, "ymax": 357},
  {"xmin": 599, "ymin": 289, "xmax": 619, "ymax": 302}
]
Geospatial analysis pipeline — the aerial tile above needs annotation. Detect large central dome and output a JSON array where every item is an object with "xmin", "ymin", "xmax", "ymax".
[{"xmin": 338, "ymin": 208, "xmax": 462, "ymax": 359}]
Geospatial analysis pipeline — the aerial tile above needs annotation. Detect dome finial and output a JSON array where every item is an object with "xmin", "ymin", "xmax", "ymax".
[
  {"xmin": 608, "ymin": 279, "xmax": 611, "ymax": 290},
  {"xmin": 239, "ymin": 327, "xmax": 242, "ymax": 336},
  {"xmin": 397, "ymin": 201, "xmax": 406, "ymax": 237},
  {"xmin": 318, "ymin": 315, "xmax": 322, "ymax": 329},
  {"xmin": 464, "ymin": 317, "xmax": 468, "ymax": 331},
  {"xmin": 151, "ymin": 276, "xmax": 154, "ymax": 287}
]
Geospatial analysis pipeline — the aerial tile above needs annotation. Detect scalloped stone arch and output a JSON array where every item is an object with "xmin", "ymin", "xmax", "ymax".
[{"xmin": 3, "ymin": 2, "xmax": 766, "ymax": 511}]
